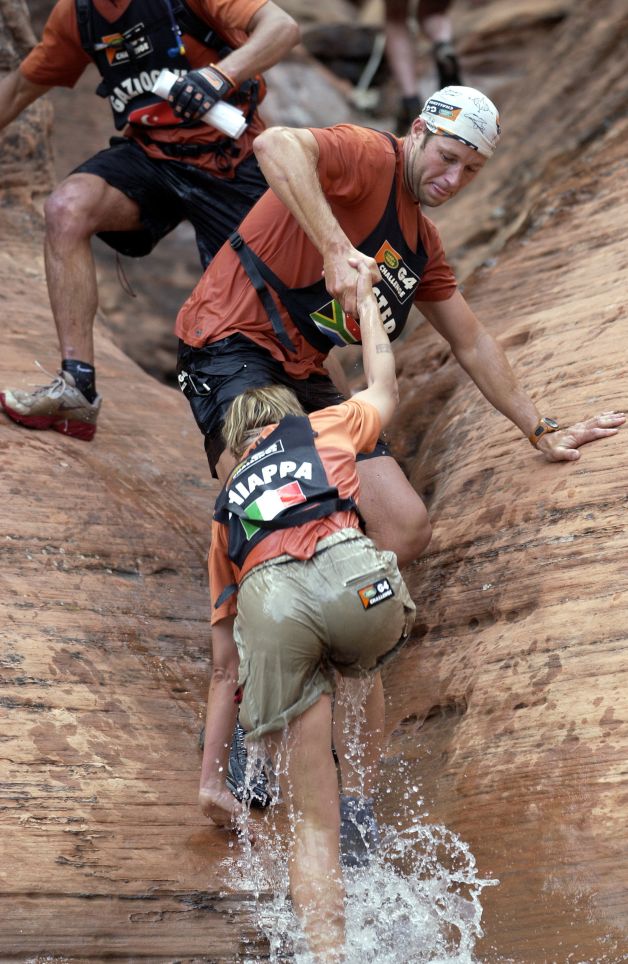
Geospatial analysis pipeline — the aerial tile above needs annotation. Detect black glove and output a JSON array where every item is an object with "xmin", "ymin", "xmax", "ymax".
[{"xmin": 168, "ymin": 65, "xmax": 234, "ymax": 122}]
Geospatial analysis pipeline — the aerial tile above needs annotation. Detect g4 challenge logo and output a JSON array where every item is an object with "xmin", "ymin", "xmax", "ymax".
[
  {"xmin": 374, "ymin": 241, "xmax": 419, "ymax": 304},
  {"xmin": 422, "ymin": 98, "xmax": 462, "ymax": 122},
  {"xmin": 357, "ymin": 577, "xmax": 395, "ymax": 610},
  {"xmin": 309, "ymin": 240, "xmax": 420, "ymax": 347},
  {"xmin": 100, "ymin": 24, "xmax": 153, "ymax": 66}
]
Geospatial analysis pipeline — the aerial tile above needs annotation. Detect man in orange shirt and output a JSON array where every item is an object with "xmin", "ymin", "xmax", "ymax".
[
  {"xmin": 179, "ymin": 86, "xmax": 624, "ymax": 834},
  {"xmin": 0, "ymin": 0, "xmax": 299, "ymax": 438},
  {"xmin": 205, "ymin": 264, "xmax": 415, "ymax": 957},
  {"xmin": 177, "ymin": 86, "xmax": 620, "ymax": 555}
]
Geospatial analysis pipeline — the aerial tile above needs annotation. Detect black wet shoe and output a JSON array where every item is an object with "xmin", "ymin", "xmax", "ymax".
[
  {"xmin": 340, "ymin": 795, "xmax": 381, "ymax": 868},
  {"xmin": 432, "ymin": 42, "xmax": 462, "ymax": 89},
  {"xmin": 226, "ymin": 721, "xmax": 273, "ymax": 809}
]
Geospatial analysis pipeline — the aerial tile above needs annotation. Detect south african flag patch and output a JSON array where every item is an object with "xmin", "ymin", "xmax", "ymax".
[{"xmin": 309, "ymin": 298, "xmax": 361, "ymax": 347}]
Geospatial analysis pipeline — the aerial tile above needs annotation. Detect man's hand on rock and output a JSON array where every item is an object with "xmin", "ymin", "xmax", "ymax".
[
  {"xmin": 536, "ymin": 411, "xmax": 625, "ymax": 462},
  {"xmin": 169, "ymin": 65, "xmax": 234, "ymax": 122}
]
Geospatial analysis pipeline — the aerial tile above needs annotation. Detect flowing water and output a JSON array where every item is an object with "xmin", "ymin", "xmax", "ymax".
[{"xmin": 220, "ymin": 681, "xmax": 498, "ymax": 962}]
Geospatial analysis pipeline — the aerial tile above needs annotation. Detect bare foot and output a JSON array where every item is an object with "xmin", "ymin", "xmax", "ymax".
[{"xmin": 199, "ymin": 783, "xmax": 244, "ymax": 828}]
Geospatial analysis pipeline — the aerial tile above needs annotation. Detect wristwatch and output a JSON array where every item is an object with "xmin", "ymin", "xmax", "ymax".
[{"xmin": 529, "ymin": 416, "xmax": 559, "ymax": 446}]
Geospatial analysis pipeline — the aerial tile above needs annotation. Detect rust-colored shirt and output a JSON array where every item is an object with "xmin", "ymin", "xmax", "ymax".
[
  {"xmin": 209, "ymin": 397, "xmax": 381, "ymax": 623},
  {"xmin": 175, "ymin": 123, "xmax": 457, "ymax": 375},
  {"xmin": 20, "ymin": 0, "xmax": 267, "ymax": 175}
]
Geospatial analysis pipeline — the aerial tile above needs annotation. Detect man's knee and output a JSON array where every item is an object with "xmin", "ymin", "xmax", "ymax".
[
  {"xmin": 399, "ymin": 499, "xmax": 432, "ymax": 564},
  {"xmin": 44, "ymin": 174, "xmax": 140, "ymax": 241},
  {"xmin": 44, "ymin": 179, "xmax": 100, "ymax": 242},
  {"xmin": 356, "ymin": 455, "xmax": 432, "ymax": 567},
  {"xmin": 363, "ymin": 495, "xmax": 431, "ymax": 567}
]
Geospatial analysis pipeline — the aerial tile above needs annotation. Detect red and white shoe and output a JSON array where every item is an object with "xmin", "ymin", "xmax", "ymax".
[{"xmin": 0, "ymin": 369, "xmax": 101, "ymax": 441}]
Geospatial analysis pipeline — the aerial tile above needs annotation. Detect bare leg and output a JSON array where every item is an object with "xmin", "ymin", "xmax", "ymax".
[
  {"xmin": 332, "ymin": 456, "xmax": 427, "ymax": 804},
  {"xmin": 420, "ymin": 12, "xmax": 453, "ymax": 45},
  {"xmin": 269, "ymin": 696, "xmax": 345, "ymax": 962},
  {"xmin": 357, "ymin": 454, "xmax": 431, "ymax": 567},
  {"xmin": 43, "ymin": 173, "xmax": 143, "ymax": 364},
  {"xmin": 199, "ymin": 617, "xmax": 245, "ymax": 826},
  {"xmin": 384, "ymin": 0, "xmax": 419, "ymax": 98},
  {"xmin": 418, "ymin": 0, "xmax": 461, "ymax": 88},
  {"xmin": 333, "ymin": 673, "xmax": 384, "ymax": 798}
]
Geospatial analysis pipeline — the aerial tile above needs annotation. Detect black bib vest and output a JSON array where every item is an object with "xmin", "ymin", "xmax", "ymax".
[
  {"xmin": 75, "ymin": 0, "xmax": 259, "ymax": 132},
  {"xmin": 214, "ymin": 416, "xmax": 359, "ymax": 572},
  {"xmin": 229, "ymin": 133, "xmax": 429, "ymax": 355}
]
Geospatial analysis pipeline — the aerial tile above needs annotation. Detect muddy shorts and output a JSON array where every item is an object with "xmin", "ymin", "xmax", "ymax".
[
  {"xmin": 177, "ymin": 335, "xmax": 391, "ymax": 476},
  {"xmin": 233, "ymin": 528, "xmax": 416, "ymax": 741},
  {"xmin": 73, "ymin": 138, "xmax": 267, "ymax": 268}
]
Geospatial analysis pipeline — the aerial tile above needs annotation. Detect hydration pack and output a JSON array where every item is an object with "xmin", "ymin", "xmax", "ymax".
[{"xmin": 74, "ymin": 0, "xmax": 263, "ymax": 131}]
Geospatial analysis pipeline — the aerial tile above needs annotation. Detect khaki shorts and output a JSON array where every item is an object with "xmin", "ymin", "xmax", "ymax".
[{"xmin": 233, "ymin": 529, "xmax": 416, "ymax": 741}]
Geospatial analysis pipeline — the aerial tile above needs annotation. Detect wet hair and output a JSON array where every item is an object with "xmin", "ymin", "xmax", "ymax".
[{"xmin": 223, "ymin": 385, "xmax": 306, "ymax": 458}]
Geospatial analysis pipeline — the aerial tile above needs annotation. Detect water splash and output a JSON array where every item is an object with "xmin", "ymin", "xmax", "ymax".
[
  {"xmin": 223, "ymin": 732, "xmax": 497, "ymax": 963},
  {"xmin": 229, "ymin": 799, "xmax": 496, "ymax": 962}
]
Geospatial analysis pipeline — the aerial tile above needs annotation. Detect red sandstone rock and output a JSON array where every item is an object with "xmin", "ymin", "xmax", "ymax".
[
  {"xmin": 382, "ymin": 4, "xmax": 628, "ymax": 955},
  {"xmin": 1, "ymin": 0, "xmax": 627, "ymax": 960}
]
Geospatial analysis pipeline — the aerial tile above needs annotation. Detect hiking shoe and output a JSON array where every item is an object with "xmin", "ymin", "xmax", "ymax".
[
  {"xmin": 340, "ymin": 795, "xmax": 381, "ymax": 868},
  {"xmin": 432, "ymin": 42, "xmax": 462, "ymax": 89},
  {"xmin": 226, "ymin": 721, "xmax": 273, "ymax": 809},
  {"xmin": 0, "ymin": 369, "xmax": 101, "ymax": 440}
]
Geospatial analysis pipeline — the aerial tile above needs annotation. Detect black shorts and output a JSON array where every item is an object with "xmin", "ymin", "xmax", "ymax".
[
  {"xmin": 73, "ymin": 138, "xmax": 267, "ymax": 268},
  {"xmin": 177, "ymin": 335, "xmax": 391, "ymax": 477}
]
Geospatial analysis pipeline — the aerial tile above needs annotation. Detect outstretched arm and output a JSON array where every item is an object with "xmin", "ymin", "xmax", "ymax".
[
  {"xmin": 352, "ymin": 263, "xmax": 399, "ymax": 428},
  {"xmin": 0, "ymin": 68, "xmax": 50, "ymax": 132},
  {"xmin": 216, "ymin": 1, "xmax": 300, "ymax": 83},
  {"xmin": 420, "ymin": 290, "xmax": 625, "ymax": 461},
  {"xmin": 253, "ymin": 126, "xmax": 380, "ymax": 318}
]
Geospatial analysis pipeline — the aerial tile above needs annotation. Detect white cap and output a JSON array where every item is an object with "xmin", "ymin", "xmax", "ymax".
[{"xmin": 420, "ymin": 85, "xmax": 501, "ymax": 158}]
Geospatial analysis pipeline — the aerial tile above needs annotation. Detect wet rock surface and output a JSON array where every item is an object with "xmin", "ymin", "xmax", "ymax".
[
  {"xmin": 0, "ymin": 204, "xmax": 251, "ymax": 958},
  {"xmin": 1, "ymin": 0, "xmax": 627, "ymax": 959},
  {"xmin": 381, "ymin": 3, "xmax": 628, "ymax": 957}
]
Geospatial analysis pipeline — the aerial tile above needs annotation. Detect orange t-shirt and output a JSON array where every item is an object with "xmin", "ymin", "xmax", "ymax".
[
  {"xmin": 175, "ymin": 123, "xmax": 457, "ymax": 375},
  {"xmin": 20, "ymin": 0, "xmax": 267, "ymax": 175},
  {"xmin": 209, "ymin": 397, "xmax": 381, "ymax": 623}
]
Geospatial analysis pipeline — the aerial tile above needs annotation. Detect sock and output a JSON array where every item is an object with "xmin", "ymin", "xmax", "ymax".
[{"xmin": 62, "ymin": 359, "xmax": 97, "ymax": 404}]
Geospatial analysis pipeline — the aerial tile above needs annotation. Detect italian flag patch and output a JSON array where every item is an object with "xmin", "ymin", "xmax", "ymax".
[{"xmin": 240, "ymin": 481, "xmax": 307, "ymax": 538}]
